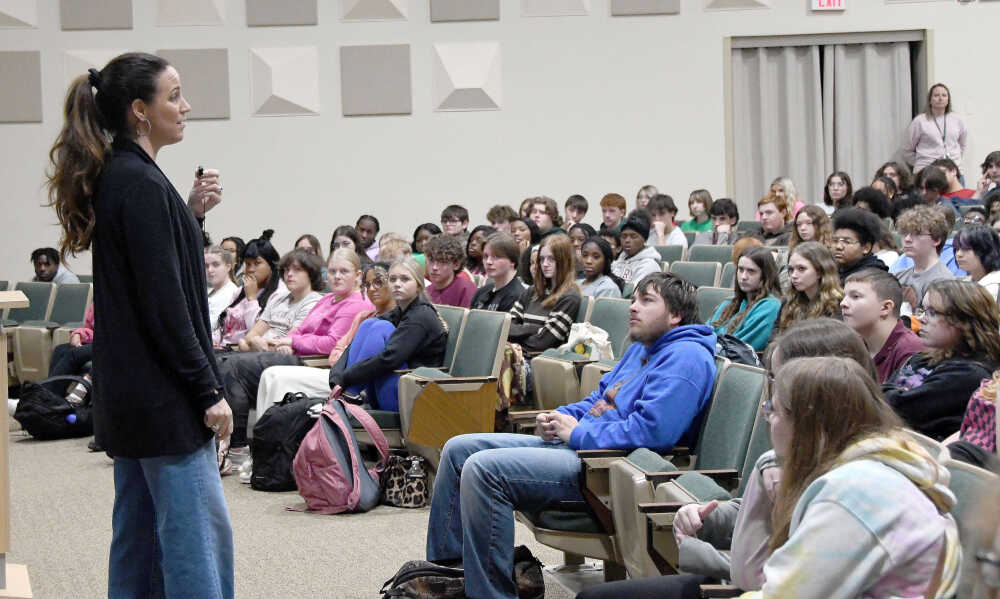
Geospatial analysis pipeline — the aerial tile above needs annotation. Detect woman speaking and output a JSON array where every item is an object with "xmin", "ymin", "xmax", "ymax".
[{"xmin": 46, "ymin": 52, "xmax": 233, "ymax": 598}]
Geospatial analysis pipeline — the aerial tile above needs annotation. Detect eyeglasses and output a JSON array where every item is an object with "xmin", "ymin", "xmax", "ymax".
[
  {"xmin": 964, "ymin": 215, "xmax": 987, "ymax": 224},
  {"xmin": 914, "ymin": 306, "xmax": 946, "ymax": 320},
  {"xmin": 761, "ymin": 373, "xmax": 775, "ymax": 415},
  {"xmin": 832, "ymin": 237, "xmax": 861, "ymax": 247},
  {"xmin": 362, "ymin": 277, "xmax": 386, "ymax": 290},
  {"xmin": 976, "ymin": 550, "xmax": 1000, "ymax": 589}
]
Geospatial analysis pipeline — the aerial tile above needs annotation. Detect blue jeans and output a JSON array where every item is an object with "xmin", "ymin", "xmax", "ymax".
[
  {"xmin": 344, "ymin": 319, "xmax": 404, "ymax": 411},
  {"xmin": 109, "ymin": 438, "xmax": 234, "ymax": 599},
  {"xmin": 426, "ymin": 433, "xmax": 584, "ymax": 599}
]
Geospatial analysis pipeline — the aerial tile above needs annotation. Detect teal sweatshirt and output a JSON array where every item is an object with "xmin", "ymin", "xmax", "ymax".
[{"xmin": 708, "ymin": 295, "xmax": 780, "ymax": 351}]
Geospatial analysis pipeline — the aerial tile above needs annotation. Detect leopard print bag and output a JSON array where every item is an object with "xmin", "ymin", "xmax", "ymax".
[{"xmin": 381, "ymin": 454, "xmax": 429, "ymax": 508}]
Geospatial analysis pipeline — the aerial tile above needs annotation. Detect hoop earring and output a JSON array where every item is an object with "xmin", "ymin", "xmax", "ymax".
[{"xmin": 137, "ymin": 119, "xmax": 152, "ymax": 137}]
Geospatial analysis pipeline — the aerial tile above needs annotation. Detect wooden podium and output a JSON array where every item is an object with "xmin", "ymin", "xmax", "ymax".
[{"xmin": 0, "ymin": 291, "xmax": 33, "ymax": 598}]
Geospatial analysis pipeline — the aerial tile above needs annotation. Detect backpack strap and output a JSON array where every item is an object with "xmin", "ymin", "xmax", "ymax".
[
  {"xmin": 339, "ymin": 399, "xmax": 391, "ymax": 469},
  {"xmin": 36, "ymin": 375, "xmax": 91, "ymax": 391},
  {"xmin": 316, "ymin": 402, "xmax": 364, "ymax": 514}
]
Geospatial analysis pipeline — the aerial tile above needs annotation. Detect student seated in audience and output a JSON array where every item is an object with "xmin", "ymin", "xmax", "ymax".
[
  {"xmin": 778, "ymin": 241, "xmax": 843, "ymax": 331},
  {"xmin": 739, "ymin": 356, "xmax": 960, "ymax": 598},
  {"xmin": 518, "ymin": 198, "xmax": 533, "ymax": 218},
  {"xmin": 568, "ymin": 223, "xmax": 597, "ymax": 267},
  {"xmin": 215, "ymin": 231, "xmax": 282, "ymax": 348},
  {"xmin": 693, "ymin": 198, "xmax": 739, "ymax": 246},
  {"xmin": 528, "ymin": 196, "xmax": 565, "ymax": 239},
  {"xmin": 30, "ymin": 247, "xmax": 79, "ymax": 283},
  {"xmin": 635, "ymin": 184, "xmax": 658, "ymax": 210},
  {"xmin": 599, "ymin": 193, "xmax": 627, "ymax": 234},
  {"xmin": 563, "ymin": 194, "xmax": 588, "ymax": 229},
  {"xmin": 953, "ymin": 223, "xmax": 1000, "ymax": 301},
  {"xmin": 681, "ymin": 189, "xmax": 713, "ymax": 233},
  {"xmin": 945, "ymin": 371, "xmax": 1000, "ymax": 470},
  {"xmin": 424, "ymin": 234, "xmax": 477, "ymax": 308},
  {"xmin": 822, "ymin": 171, "xmax": 853, "ymax": 215},
  {"xmin": 236, "ymin": 249, "xmax": 323, "ymax": 353},
  {"xmin": 893, "ymin": 205, "xmax": 956, "ymax": 313},
  {"xmin": 883, "ymin": 279, "xmax": 1000, "ymax": 440},
  {"xmin": 708, "ymin": 246, "xmax": 780, "ymax": 351},
  {"xmin": 219, "ymin": 249, "xmax": 372, "ymax": 473},
  {"xmin": 578, "ymin": 318, "xmax": 879, "ymax": 599},
  {"xmin": 41, "ymin": 303, "xmax": 96, "ymax": 402},
  {"xmin": 871, "ymin": 175, "xmax": 898, "ymax": 205},
  {"xmin": 611, "ymin": 214, "xmax": 662, "ymax": 286},
  {"xmin": 831, "ymin": 207, "xmax": 889, "ymax": 284},
  {"xmin": 221, "ymin": 236, "xmax": 246, "ymax": 283},
  {"xmin": 487, "ymin": 204, "xmax": 518, "ymax": 235},
  {"xmin": 464, "ymin": 225, "xmax": 496, "ymax": 277},
  {"xmin": 920, "ymin": 166, "xmax": 953, "ymax": 211},
  {"xmin": 788, "ymin": 204, "xmax": 832, "ymax": 251},
  {"xmin": 931, "ymin": 157, "xmax": 976, "ymax": 203},
  {"xmin": 769, "ymin": 176, "xmax": 804, "ymax": 218},
  {"xmin": 577, "ymin": 236, "xmax": 624, "ymax": 299},
  {"xmin": 355, "ymin": 214, "xmax": 380, "ymax": 261},
  {"xmin": 330, "ymin": 225, "xmax": 373, "ymax": 268},
  {"xmin": 294, "ymin": 234, "xmax": 322, "ymax": 257},
  {"xmin": 751, "ymin": 193, "xmax": 793, "ymax": 246},
  {"xmin": 841, "ymin": 269, "xmax": 924, "ymax": 383},
  {"xmin": 600, "ymin": 226, "xmax": 622, "ymax": 258},
  {"xmin": 851, "ymin": 185, "xmax": 893, "ymax": 222},
  {"xmin": 876, "ymin": 161, "xmax": 917, "ymax": 203},
  {"xmin": 470, "ymin": 233, "xmax": 526, "ymax": 312},
  {"xmin": 425, "ymin": 273, "xmax": 717, "ymax": 599},
  {"xmin": 974, "ymin": 150, "xmax": 1000, "ymax": 206},
  {"xmin": 508, "ymin": 233, "xmax": 582, "ymax": 354},
  {"xmin": 963, "ymin": 206, "xmax": 988, "ymax": 226},
  {"xmin": 205, "ymin": 245, "xmax": 239, "ymax": 333},
  {"xmin": 647, "ymin": 194, "xmax": 687, "ymax": 247},
  {"xmin": 441, "ymin": 204, "xmax": 470, "ymax": 245},
  {"xmin": 410, "ymin": 222, "xmax": 441, "ymax": 266},
  {"xmin": 891, "ymin": 204, "xmax": 965, "ymax": 277},
  {"xmin": 377, "ymin": 237, "xmax": 412, "ymax": 262},
  {"xmin": 510, "ymin": 217, "xmax": 540, "ymax": 255},
  {"xmin": 329, "ymin": 257, "xmax": 449, "ymax": 412}
]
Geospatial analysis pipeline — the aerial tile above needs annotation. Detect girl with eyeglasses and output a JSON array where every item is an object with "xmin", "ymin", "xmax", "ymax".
[{"xmin": 883, "ymin": 279, "xmax": 1000, "ymax": 441}]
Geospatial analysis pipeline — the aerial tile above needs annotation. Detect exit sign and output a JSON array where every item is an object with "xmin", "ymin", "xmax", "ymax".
[{"xmin": 812, "ymin": 0, "xmax": 845, "ymax": 9}]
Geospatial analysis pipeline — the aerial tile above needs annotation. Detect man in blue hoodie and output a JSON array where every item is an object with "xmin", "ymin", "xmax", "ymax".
[{"xmin": 425, "ymin": 272, "xmax": 717, "ymax": 599}]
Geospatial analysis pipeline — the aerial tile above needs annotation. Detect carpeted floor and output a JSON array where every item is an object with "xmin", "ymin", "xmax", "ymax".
[{"xmin": 7, "ymin": 429, "xmax": 581, "ymax": 598}]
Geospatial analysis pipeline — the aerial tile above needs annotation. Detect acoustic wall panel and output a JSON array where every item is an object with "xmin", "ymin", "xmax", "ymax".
[
  {"xmin": 340, "ymin": 44, "xmax": 412, "ymax": 116},
  {"xmin": 432, "ymin": 42, "xmax": 501, "ymax": 111},
  {"xmin": 521, "ymin": 0, "xmax": 590, "ymax": 16},
  {"xmin": 430, "ymin": 0, "xmax": 499, "ymax": 22},
  {"xmin": 342, "ymin": 0, "xmax": 407, "ymax": 21},
  {"xmin": 60, "ymin": 0, "xmax": 132, "ymax": 30},
  {"xmin": 250, "ymin": 47, "xmax": 320, "ymax": 116},
  {"xmin": 611, "ymin": 0, "xmax": 679, "ymax": 15},
  {"xmin": 157, "ymin": 49, "xmax": 230, "ymax": 119},
  {"xmin": 247, "ymin": 0, "xmax": 317, "ymax": 26},
  {"xmin": 704, "ymin": 0, "xmax": 770, "ymax": 9},
  {"xmin": 0, "ymin": 0, "xmax": 37, "ymax": 28},
  {"xmin": 0, "ymin": 51, "xmax": 41, "ymax": 122},
  {"xmin": 156, "ymin": 0, "xmax": 225, "ymax": 26},
  {"xmin": 63, "ymin": 49, "xmax": 128, "ymax": 90}
]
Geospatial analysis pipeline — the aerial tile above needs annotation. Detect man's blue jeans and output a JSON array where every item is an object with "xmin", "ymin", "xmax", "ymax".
[
  {"xmin": 426, "ymin": 433, "xmax": 584, "ymax": 599},
  {"xmin": 109, "ymin": 438, "xmax": 234, "ymax": 599}
]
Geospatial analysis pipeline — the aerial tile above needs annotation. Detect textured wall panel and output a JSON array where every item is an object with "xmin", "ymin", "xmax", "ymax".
[
  {"xmin": 250, "ymin": 46, "xmax": 320, "ymax": 116},
  {"xmin": 432, "ymin": 42, "xmax": 501, "ymax": 111},
  {"xmin": 157, "ymin": 49, "xmax": 230, "ymax": 119},
  {"xmin": 704, "ymin": 0, "xmax": 770, "ymax": 9},
  {"xmin": 611, "ymin": 0, "xmax": 679, "ymax": 15},
  {"xmin": 342, "ymin": 0, "xmax": 407, "ymax": 20},
  {"xmin": 430, "ymin": 0, "xmax": 499, "ymax": 22},
  {"xmin": 156, "ymin": 0, "xmax": 224, "ymax": 26},
  {"xmin": 340, "ymin": 44, "xmax": 412, "ymax": 116},
  {"xmin": 63, "ymin": 49, "xmax": 128, "ymax": 91},
  {"xmin": 0, "ymin": 0, "xmax": 37, "ymax": 27},
  {"xmin": 60, "ymin": 0, "xmax": 132, "ymax": 30},
  {"xmin": 0, "ymin": 51, "xmax": 41, "ymax": 122},
  {"xmin": 521, "ymin": 0, "xmax": 590, "ymax": 16},
  {"xmin": 247, "ymin": 0, "xmax": 317, "ymax": 26}
]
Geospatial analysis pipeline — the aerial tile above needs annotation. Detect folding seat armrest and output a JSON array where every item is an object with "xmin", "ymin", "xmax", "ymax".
[
  {"xmin": 637, "ymin": 502, "xmax": 686, "ymax": 514},
  {"xmin": 422, "ymin": 375, "xmax": 496, "ymax": 384},
  {"xmin": 645, "ymin": 469, "xmax": 739, "ymax": 486},
  {"xmin": 577, "ymin": 449, "xmax": 628, "ymax": 458},
  {"xmin": 299, "ymin": 354, "xmax": 329, "ymax": 368},
  {"xmin": 699, "ymin": 585, "xmax": 743, "ymax": 598}
]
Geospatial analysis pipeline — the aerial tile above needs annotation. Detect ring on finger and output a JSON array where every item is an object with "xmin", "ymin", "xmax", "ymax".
[{"xmin": 211, "ymin": 423, "xmax": 220, "ymax": 431}]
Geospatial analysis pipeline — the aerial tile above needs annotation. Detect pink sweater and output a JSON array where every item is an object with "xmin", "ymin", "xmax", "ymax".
[
  {"xmin": 289, "ymin": 291, "xmax": 374, "ymax": 356},
  {"xmin": 72, "ymin": 304, "xmax": 96, "ymax": 344}
]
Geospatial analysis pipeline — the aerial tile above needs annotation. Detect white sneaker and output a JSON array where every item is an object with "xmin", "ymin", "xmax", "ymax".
[
  {"xmin": 7, "ymin": 399, "xmax": 17, "ymax": 417},
  {"xmin": 238, "ymin": 458, "xmax": 253, "ymax": 484}
]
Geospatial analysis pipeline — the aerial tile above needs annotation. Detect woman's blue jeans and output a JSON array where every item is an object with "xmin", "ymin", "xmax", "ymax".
[
  {"xmin": 344, "ymin": 319, "xmax": 404, "ymax": 411},
  {"xmin": 426, "ymin": 433, "xmax": 585, "ymax": 599},
  {"xmin": 108, "ymin": 438, "xmax": 234, "ymax": 599}
]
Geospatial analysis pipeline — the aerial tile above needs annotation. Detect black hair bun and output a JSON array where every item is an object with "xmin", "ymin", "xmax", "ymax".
[{"xmin": 261, "ymin": 229, "xmax": 274, "ymax": 241}]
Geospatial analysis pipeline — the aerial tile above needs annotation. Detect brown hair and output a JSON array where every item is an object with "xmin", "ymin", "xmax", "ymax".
[
  {"xmin": 483, "ymin": 233, "xmax": 521, "ymax": 264},
  {"xmin": 844, "ymin": 268, "xmax": 904, "ymax": 319},
  {"xmin": 731, "ymin": 237, "xmax": 762, "ymax": 264},
  {"xmin": 424, "ymin": 234, "xmax": 466, "ymax": 269},
  {"xmin": 688, "ymin": 189, "xmax": 713, "ymax": 213},
  {"xmin": 712, "ymin": 246, "xmax": 780, "ymax": 332},
  {"xmin": 487, "ymin": 204, "xmax": 518, "ymax": 224},
  {"xmin": 278, "ymin": 248, "xmax": 325, "ymax": 292},
  {"xmin": 600, "ymin": 193, "xmax": 627, "ymax": 211},
  {"xmin": 779, "ymin": 241, "xmax": 844, "ymax": 331},
  {"xmin": 921, "ymin": 279, "xmax": 1000, "ymax": 365},
  {"xmin": 769, "ymin": 357, "xmax": 905, "ymax": 550},
  {"xmin": 528, "ymin": 196, "xmax": 563, "ymax": 228},
  {"xmin": 896, "ymin": 205, "xmax": 950, "ymax": 254},
  {"xmin": 534, "ymin": 234, "xmax": 579, "ymax": 308},
  {"xmin": 46, "ymin": 52, "xmax": 170, "ymax": 260},
  {"xmin": 790, "ymin": 205, "xmax": 833, "ymax": 251},
  {"xmin": 767, "ymin": 317, "xmax": 877, "ymax": 380},
  {"xmin": 923, "ymin": 82, "xmax": 952, "ymax": 118}
]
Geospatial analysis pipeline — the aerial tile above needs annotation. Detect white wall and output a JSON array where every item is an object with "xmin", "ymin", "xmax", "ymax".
[{"xmin": 2, "ymin": 0, "xmax": 999, "ymax": 280}]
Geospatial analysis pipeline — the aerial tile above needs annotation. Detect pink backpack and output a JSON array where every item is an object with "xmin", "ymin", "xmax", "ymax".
[{"xmin": 289, "ymin": 397, "xmax": 389, "ymax": 515}]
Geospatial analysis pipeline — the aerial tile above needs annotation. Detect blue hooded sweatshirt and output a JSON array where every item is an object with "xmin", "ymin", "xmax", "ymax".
[{"xmin": 557, "ymin": 324, "xmax": 717, "ymax": 453}]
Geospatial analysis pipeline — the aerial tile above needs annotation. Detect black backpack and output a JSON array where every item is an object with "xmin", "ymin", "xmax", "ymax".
[
  {"xmin": 380, "ymin": 546, "xmax": 543, "ymax": 599},
  {"xmin": 250, "ymin": 392, "xmax": 325, "ymax": 491},
  {"xmin": 715, "ymin": 334, "xmax": 763, "ymax": 368},
  {"xmin": 13, "ymin": 375, "xmax": 93, "ymax": 440}
]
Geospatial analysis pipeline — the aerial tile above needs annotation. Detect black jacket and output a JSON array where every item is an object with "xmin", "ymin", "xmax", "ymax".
[
  {"xmin": 838, "ymin": 253, "xmax": 889, "ymax": 285},
  {"xmin": 329, "ymin": 296, "xmax": 447, "ymax": 388},
  {"xmin": 470, "ymin": 277, "xmax": 525, "ymax": 312},
  {"xmin": 92, "ymin": 139, "xmax": 221, "ymax": 458}
]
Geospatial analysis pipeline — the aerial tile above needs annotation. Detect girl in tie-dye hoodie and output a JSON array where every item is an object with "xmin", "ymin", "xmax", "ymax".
[{"xmin": 741, "ymin": 356, "xmax": 961, "ymax": 599}]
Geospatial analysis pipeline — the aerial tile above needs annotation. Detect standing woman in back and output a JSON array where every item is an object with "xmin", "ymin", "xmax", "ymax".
[
  {"xmin": 46, "ymin": 53, "xmax": 233, "ymax": 598},
  {"xmin": 902, "ymin": 83, "xmax": 968, "ymax": 174}
]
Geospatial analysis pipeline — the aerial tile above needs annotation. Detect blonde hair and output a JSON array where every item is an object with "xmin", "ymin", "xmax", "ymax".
[
  {"xmin": 390, "ymin": 256, "xmax": 425, "ymax": 292},
  {"xmin": 770, "ymin": 176, "xmax": 799, "ymax": 206},
  {"xmin": 205, "ymin": 245, "xmax": 236, "ymax": 283},
  {"xmin": 378, "ymin": 238, "xmax": 412, "ymax": 261},
  {"xmin": 779, "ymin": 241, "xmax": 843, "ymax": 331}
]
